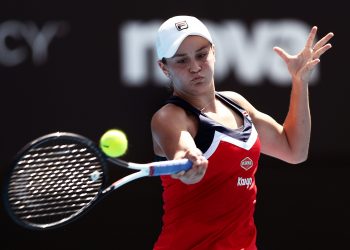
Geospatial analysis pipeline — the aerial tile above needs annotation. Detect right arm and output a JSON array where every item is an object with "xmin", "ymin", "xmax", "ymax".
[{"xmin": 151, "ymin": 104, "xmax": 208, "ymax": 184}]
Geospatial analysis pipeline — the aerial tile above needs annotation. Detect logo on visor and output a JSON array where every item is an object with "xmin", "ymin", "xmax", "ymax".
[
  {"xmin": 175, "ymin": 21, "xmax": 188, "ymax": 31},
  {"xmin": 240, "ymin": 157, "xmax": 253, "ymax": 171}
]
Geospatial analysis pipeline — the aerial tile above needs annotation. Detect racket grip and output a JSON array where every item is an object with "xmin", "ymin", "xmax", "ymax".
[{"xmin": 150, "ymin": 159, "xmax": 192, "ymax": 176}]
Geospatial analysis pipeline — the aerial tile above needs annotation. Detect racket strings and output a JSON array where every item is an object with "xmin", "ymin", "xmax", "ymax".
[
  {"xmin": 7, "ymin": 142, "xmax": 104, "ymax": 226},
  {"xmin": 9, "ymin": 164, "xmax": 100, "ymax": 189}
]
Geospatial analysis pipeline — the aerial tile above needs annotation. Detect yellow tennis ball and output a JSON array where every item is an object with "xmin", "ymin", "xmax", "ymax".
[{"xmin": 99, "ymin": 129, "xmax": 128, "ymax": 157}]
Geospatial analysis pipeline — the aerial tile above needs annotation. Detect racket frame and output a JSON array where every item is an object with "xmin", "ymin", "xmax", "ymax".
[
  {"xmin": 2, "ymin": 132, "xmax": 192, "ymax": 230},
  {"xmin": 2, "ymin": 132, "xmax": 108, "ymax": 230}
]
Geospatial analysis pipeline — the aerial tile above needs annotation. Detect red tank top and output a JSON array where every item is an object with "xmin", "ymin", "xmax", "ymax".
[{"xmin": 154, "ymin": 92, "xmax": 261, "ymax": 250}]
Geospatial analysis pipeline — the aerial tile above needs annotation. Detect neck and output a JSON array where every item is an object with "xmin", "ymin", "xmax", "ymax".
[
  {"xmin": 199, "ymin": 100, "xmax": 212, "ymax": 112},
  {"xmin": 172, "ymin": 86, "xmax": 216, "ymax": 111},
  {"xmin": 179, "ymin": 92, "xmax": 216, "ymax": 112}
]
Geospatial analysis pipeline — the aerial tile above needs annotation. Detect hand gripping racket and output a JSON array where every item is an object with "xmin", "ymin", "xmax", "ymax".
[{"xmin": 3, "ymin": 132, "xmax": 192, "ymax": 230}]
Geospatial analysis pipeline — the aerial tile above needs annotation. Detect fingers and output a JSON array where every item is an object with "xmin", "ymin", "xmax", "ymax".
[
  {"xmin": 312, "ymin": 32, "xmax": 334, "ymax": 59},
  {"xmin": 313, "ymin": 32, "xmax": 334, "ymax": 51},
  {"xmin": 304, "ymin": 28, "xmax": 334, "ymax": 73},
  {"xmin": 171, "ymin": 148, "xmax": 208, "ymax": 184},
  {"xmin": 305, "ymin": 26, "xmax": 318, "ymax": 50},
  {"xmin": 305, "ymin": 58, "xmax": 320, "ymax": 72},
  {"xmin": 273, "ymin": 46, "xmax": 289, "ymax": 62},
  {"xmin": 313, "ymin": 43, "xmax": 332, "ymax": 59},
  {"xmin": 273, "ymin": 26, "xmax": 333, "ymax": 82},
  {"xmin": 273, "ymin": 27, "xmax": 334, "ymax": 62},
  {"xmin": 172, "ymin": 170, "xmax": 186, "ymax": 179}
]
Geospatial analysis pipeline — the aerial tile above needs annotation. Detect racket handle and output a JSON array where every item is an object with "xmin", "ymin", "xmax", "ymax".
[{"xmin": 150, "ymin": 159, "xmax": 192, "ymax": 176}]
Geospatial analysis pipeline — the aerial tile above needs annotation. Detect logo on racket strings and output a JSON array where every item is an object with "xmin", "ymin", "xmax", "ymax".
[{"xmin": 90, "ymin": 170, "xmax": 101, "ymax": 182}]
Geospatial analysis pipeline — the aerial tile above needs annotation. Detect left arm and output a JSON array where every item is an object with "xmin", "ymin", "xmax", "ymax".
[
  {"xmin": 272, "ymin": 26, "xmax": 334, "ymax": 163},
  {"xmin": 230, "ymin": 26, "xmax": 334, "ymax": 164}
]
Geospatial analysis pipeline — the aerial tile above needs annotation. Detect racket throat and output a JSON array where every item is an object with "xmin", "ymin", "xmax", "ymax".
[{"xmin": 103, "ymin": 171, "xmax": 147, "ymax": 194}]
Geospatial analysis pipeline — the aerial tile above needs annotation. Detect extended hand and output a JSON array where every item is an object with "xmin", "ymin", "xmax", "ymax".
[
  {"xmin": 273, "ymin": 26, "xmax": 334, "ymax": 83},
  {"xmin": 171, "ymin": 148, "xmax": 208, "ymax": 184}
]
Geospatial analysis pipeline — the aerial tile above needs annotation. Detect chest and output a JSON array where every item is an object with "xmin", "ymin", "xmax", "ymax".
[{"xmin": 203, "ymin": 103, "xmax": 243, "ymax": 130}]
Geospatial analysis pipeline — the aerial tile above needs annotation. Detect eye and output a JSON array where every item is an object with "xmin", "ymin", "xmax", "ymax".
[
  {"xmin": 197, "ymin": 51, "xmax": 209, "ymax": 60},
  {"xmin": 198, "ymin": 51, "xmax": 208, "ymax": 58},
  {"xmin": 176, "ymin": 58, "xmax": 188, "ymax": 64}
]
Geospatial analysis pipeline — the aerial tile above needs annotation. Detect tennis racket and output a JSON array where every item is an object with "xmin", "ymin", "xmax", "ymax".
[{"xmin": 3, "ymin": 131, "xmax": 192, "ymax": 230}]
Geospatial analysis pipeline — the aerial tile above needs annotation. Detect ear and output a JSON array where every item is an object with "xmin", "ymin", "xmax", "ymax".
[
  {"xmin": 211, "ymin": 45, "xmax": 216, "ymax": 63},
  {"xmin": 158, "ymin": 60, "xmax": 171, "ymax": 78}
]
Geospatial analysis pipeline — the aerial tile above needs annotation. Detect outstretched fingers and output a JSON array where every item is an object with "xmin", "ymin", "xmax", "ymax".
[
  {"xmin": 273, "ymin": 46, "xmax": 290, "ymax": 63},
  {"xmin": 305, "ymin": 26, "xmax": 318, "ymax": 50},
  {"xmin": 305, "ymin": 58, "xmax": 320, "ymax": 72},
  {"xmin": 312, "ymin": 32, "xmax": 334, "ymax": 59},
  {"xmin": 273, "ymin": 26, "xmax": 334, "ymax": 82}
]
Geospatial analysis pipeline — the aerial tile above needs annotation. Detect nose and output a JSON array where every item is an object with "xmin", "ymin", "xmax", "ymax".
[{"xmin": 189, "ymin": 60, "xmax": 201, "ymax": 73}]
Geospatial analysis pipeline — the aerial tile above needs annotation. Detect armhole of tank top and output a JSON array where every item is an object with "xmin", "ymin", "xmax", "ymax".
[
  {"xmin": 215, "ymin": 92, "xmax": 245, "ymax": 111},
  {"xmin": 166, "ymin": 96, "xmax": 201, "ymax": 116}
]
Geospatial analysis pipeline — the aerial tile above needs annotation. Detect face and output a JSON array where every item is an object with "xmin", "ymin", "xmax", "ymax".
[{"xmin": 158, "ymin": 35, "xmax": 215, "ymax": 95}]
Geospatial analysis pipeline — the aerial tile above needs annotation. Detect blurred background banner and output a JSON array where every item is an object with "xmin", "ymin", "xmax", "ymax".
[{"xmin": 0, "ymin": 1, "xmax": 348, "ymax": 249}]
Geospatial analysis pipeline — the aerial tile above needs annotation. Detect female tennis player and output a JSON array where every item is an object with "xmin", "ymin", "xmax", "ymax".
[{"xmin": 151, "ymin": 15, "xmax": 334, "ymax": 249}]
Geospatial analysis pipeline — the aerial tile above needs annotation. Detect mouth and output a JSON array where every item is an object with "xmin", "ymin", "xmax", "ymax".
[{"xmin": 191, "ymin": 76, "xmax": 204, "ymax": 84}]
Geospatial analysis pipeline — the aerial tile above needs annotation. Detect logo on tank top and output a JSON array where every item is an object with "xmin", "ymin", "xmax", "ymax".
[
  {"xmin": 240, "ymin": 157, "xmax": 253, "ymax": 171},
  {"xmin": 237, "ymin": 177, "xmax": 253, "ymax": 189}
]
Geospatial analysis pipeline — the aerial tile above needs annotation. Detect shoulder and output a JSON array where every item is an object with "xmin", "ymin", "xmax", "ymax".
[
  {"xmin": 217, "ymin": 91, "xmax": 258, "ymax": 117},
  {"xmin": 217, "ymin": 91, "xmax": 250, "ymax": 107},
  {"xmin": 151, "ymin": 103, "xmax": 188, "ymax": 129}
]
